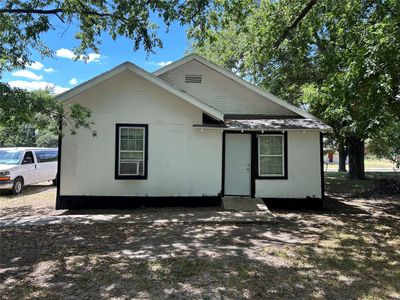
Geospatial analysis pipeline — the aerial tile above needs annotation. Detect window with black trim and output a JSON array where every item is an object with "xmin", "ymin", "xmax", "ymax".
[
  {"xmin": 115, "ymin": 124, "xmax": 148, "ymax": 179},
  {"xmin": 258, "ymin": 134, "xmax": 285, "ymax": 177}
]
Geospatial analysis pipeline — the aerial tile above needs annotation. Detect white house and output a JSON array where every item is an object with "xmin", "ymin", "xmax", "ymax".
[{"xmin": 56, "ymin": 54, "xmax": 330, "ymax": 209}]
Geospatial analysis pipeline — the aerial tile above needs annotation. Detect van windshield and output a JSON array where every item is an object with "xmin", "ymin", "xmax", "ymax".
[{"xmin": 0, "ymin": 150, "xmax": 22, "ymax": 165}]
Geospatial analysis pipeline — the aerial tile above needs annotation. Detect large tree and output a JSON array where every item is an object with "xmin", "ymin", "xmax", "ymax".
[
  {"xmin": 0, "ymin": 125, "xmax": 37, "ymax": 147},
  {"xmin": 368, "ymin": 121, "xmax": 400, "ymax": 169},
  {"xmin": 189, "ymin": 0, "xmax": 400, "ymax": 179},
  {"xmin": 0, "ymin": 84, "xmax": 96, "ymax": 136},
  {"xmin": 0, "ymin": 0, "xmax": 211, "ymax": 137},
  {"xmin": 0, "ymin": 0, "xmax": 211, "ymax": 71},
  {"xmin": 0, "ymin": 0, "xmax": 215, "ymax": 139}
]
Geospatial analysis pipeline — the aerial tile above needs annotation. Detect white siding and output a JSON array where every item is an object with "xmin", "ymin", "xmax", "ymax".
[
  {"xmin": 159, "ymin": 60, "xmax": 298, "ymax": 116},
  {"xmin": 255, "ymin": 131, "xmax": 322, "ymax": 198},
  {"xmin": 60, "ymin": 70, "xmax": 222, "ymax": 197}
]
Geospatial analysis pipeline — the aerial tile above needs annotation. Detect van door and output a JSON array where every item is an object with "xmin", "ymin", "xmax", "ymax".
[
  {"xmin": 34, "ymin": 150, "xmax": 58, "ymax": 182},
  {"xmin": 32, "ymin": 151, "xmax": 47, "ymax": 183},
  {"xmin": 20, "ymin": 151, "xmax": 37, "ymax": 185}
]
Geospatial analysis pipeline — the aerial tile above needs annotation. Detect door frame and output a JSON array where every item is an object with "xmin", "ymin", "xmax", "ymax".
[{"xmin": 221, "ymin": 130, "xmax": 288, "ymax": 198}]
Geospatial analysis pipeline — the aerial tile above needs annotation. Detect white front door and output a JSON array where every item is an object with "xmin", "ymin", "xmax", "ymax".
[{"xmin": 224, "ymin": 133, "xmax": 251, "ymax": 196}]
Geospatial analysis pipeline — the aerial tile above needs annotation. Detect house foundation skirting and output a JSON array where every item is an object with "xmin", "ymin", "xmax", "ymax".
[{"xmin": 56, "ymin": 195, "xmax": 222, "ymax": 209}]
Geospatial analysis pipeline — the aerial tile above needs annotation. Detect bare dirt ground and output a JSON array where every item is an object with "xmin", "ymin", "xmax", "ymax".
[
  {"xmin": 0, "ymin": 182, "xmax": 58, "ymax": 218},
  {"xmin": 0, "ymin": 175, "xmax": 399, "ymax": 299}
]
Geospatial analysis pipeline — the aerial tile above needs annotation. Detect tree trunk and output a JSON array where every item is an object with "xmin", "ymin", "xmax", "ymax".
[
  {"xmin": 338, "ymin": 142, "xmax": 347, "ymax": 172},
  {"xmin": 346, "ymin": 136, "xmax": 366, "ymax": 179}
]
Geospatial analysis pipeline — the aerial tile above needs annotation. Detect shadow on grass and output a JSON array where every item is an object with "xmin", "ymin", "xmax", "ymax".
[
  {"xmin": 0, "ymin": 205, "xmax": 57, "ymax": 220},
  {"xmin": 1, "ymin": 195, "xmax": 399, "ymax": 299},
  {"xmin": 325, "ymin": 172, "xmax": 399, "ymax": 197}
]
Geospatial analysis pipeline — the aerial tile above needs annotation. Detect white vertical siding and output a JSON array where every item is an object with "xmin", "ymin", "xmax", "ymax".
[
  {"xmin": 255, "ymin": 131, "xmax": 322, "ymax": 198},
  {"xmin": 158, "ymin": 59, "xmax": 298, "ymax": 116},
  {"xmin": 60, "ymin": 70, "xmax": 222, "ymax": 197}
]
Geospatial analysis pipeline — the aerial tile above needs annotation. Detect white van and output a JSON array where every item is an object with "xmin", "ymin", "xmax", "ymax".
[{"xmin": 0, "ymin": 147, "xmax": 58, "ymax": 195}]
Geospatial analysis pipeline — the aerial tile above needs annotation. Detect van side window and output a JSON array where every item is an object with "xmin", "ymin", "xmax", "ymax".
[
  {"xmin": 36, "ymin": 150, "xmax": 58, "ymax": 163},
  {"xmin": 22, "ymin": 151, "xmax": 35, "ymax": 164}
]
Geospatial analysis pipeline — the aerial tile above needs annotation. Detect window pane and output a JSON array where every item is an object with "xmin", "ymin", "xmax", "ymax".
[
  {"xmin": 260, "ymin": 157, "xmax": 272, "ymax": 174},
  {"xmin": 260, "ymin": 135, "xmax": 283, "ymax": 155},
  {"xmin": 260, "ymin": 156, "xmax": 283, "ymax": 175},
  {"xmin": 275, "ymin": 136, "xmax": 282, "ymax": 144},
  {"xmin": 135, "ymin": 128, "xmax": 144, "ymax": 138},
  {"xmin": 35, "ymin": 150, "xmax": 58, "ymax": 163},
  {"xmin": 136, "ymin": 139, "xmax": 143, "ymax": 150},
  {"xmin": 121, "ymin": 128, "xmax": 129, "ymax": 138},
  {"xmin": 274, "ymin": 144, "xmax": 283, "ymax": 155},
  {"xmin": 273, "ymin": 157, "xmax": 283, "ymax": 174},
  {"xmin": 267, "ymin": 158, "xmax": 275, "ymax": 174},
  {"xmin": 120, "ymin": 152, "xmax": 143, "ymax": 160},
  {"xmin": 128, "ymin": 128, "xmax": 135, "ymax": 138},
  {"xmin": 128, "ymin": 139, "xmax": 135, "ymax": 150},
  {"xmin": 121, "ymin": 139, "xmax": 128, "ymax": 150},
  {"xmin": 274, "ymin": 137, "xmax": 283, "ymax": 155},
  {"xmin": 260, "ymin": 136, "xmax": 274, "ymax": 155}
]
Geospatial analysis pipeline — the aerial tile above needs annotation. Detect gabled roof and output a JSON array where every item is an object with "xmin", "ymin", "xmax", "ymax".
[
  {"xmin": 56, "ymin": 61, "xmax": 224, "ymax": 121},
  {"xmin": 154, "ymin": 54, "xmax": 317, "ymax": 120}
]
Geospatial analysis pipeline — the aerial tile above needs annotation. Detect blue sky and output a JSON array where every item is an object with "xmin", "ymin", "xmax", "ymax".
[{"xmin": 1, "ymin": 15, "xmax": 189, "ymax": 94}]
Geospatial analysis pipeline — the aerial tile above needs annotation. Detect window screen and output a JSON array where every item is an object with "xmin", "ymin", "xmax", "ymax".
[{"xmin": 258, "ymin": 135, "xmax": 285, "ymax": 176}]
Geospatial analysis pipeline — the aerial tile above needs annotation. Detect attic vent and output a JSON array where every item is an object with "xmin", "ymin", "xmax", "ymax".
[{"xmin": 185, "ymin": 74, "xmax": 202, "ymax": 83}]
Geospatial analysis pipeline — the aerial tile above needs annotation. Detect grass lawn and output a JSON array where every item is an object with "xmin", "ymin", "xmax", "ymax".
[
  {"xmin": 325, "ymin": 158, "xmax": 395, "ymax": 171},
  {"xmin": 1, "ymin": 174, "xmax": 399, "ymax": 299}
]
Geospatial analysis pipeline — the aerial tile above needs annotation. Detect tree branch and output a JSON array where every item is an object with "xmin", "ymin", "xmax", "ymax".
[
  {"xmin": 274, "ymin": 0, "xmax": 319, "ymax": 48},
  {"xmin": 0, "ymin": 8, "xmax": 63, "ymax": 14},
  {"xmin": 0, "ymin": 8, "xmax": 111, "ymax": 18}
]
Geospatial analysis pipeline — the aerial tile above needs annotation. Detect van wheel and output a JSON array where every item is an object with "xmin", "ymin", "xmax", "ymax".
[
  {"xmin": 12, "ymin": 177, "xmax": 23, "ymax": 195},
  {"xmin": 52, "ymin": 178, "xmax": 57, "ymax": 186}
]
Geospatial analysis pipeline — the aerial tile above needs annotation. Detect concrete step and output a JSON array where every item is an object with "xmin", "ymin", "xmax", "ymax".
[{"xmin": 222, "ymin": 197, "xmax": 269, "ymax": 212}]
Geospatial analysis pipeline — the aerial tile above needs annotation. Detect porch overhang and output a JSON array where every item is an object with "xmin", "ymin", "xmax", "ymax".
[{"xmin": 193, "ymin": 118, "xmax": 331, "ymax": 132}]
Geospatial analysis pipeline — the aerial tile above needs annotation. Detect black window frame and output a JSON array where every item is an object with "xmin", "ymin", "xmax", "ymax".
[
  {"xmin": 115, "ymin": 123, "xmax": 148, "ymax": 180},
  {"xmin": 255, "ymin": 131, "xmax": 288, "ymax": 180}
]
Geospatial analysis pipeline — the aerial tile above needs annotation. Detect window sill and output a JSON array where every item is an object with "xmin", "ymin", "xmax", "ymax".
[
  {"xmin": 115, "ymin": 175, "xmax": 148, "ymax": 180},
  {"xmin": 255, "ymin": 175, "xmax": 288, "ymax": 180}
]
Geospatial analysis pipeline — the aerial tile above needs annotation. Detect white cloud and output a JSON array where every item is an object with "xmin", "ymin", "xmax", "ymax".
[
  {"xmin": 157, "ymin": 61, "xmax": 172, "ymax": 67},
  {"xmin": 55, "ymin": 48, "xmax": 102, "ymax": 63},
  {"xmin": 8, "ymin": 80, "xmax": 69, "ymax": 94},
  {"xmin": 87, "ymin": 53, "xmax": 101, "ymax": 63},
  {"xmin": 44, "ymin": 67, "xmax": 55, "ymax": 73},
  {"xmin": 55, "ymin": 48, "xmax": 75, "ymax": 59},
  {"xmin": 26, "ymin": 61, "xmax": 44, "ymax": 70},
  {"xmin": 12, "ymin": 70, "xmax": 43, "ymax": 81},
  {"xmin": 69, "ymin": 78, "xmax": 78, "ymax": 85}
]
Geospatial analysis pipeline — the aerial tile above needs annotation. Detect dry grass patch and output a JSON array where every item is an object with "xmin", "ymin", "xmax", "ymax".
[{"xmin": 1, "ymin": 173, "xmax": 399, "ymax": 299}]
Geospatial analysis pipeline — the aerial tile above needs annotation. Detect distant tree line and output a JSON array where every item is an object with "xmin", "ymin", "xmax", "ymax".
[{"xmin": 0, "ymin": 125, "xmax": 58, "ymax": 148}]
